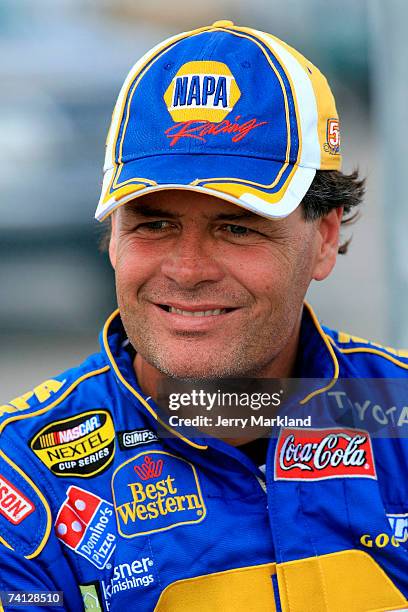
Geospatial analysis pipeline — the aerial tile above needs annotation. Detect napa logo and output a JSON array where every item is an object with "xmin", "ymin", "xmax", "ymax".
[
  {"xmin": 164, "ymin": 61, "xmax": 241, "ymax": 122},
  {"xmin": 0, "ymin": 379, "xmax": 65, "ymax": 418},
  {"xmin": 112, "ymin": 451, "xmax": 206, "ymax": 538}
]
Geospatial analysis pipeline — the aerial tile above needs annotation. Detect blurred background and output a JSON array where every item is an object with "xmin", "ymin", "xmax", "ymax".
[{"xmin": 1, "ymin": 0, "xmax": 407, "ymax": 401}]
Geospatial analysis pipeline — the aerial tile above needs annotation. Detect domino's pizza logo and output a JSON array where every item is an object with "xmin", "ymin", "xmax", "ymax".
[{"xmin": 55, "ymin": 486, "xmax": 116, "ymax": 569}]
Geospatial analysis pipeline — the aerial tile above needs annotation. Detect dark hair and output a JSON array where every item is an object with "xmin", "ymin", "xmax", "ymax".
[
  {"xmin": 301, "ymin": 169, "xmax": 365, "ymax": 254},
  {"xmin": 98, "ymin": 169, "xmax": 365, "ymax": 254}
]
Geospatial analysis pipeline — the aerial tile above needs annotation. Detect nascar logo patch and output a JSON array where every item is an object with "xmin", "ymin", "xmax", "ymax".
[
  {"xmin": 275, "ymin": 428, "xmax": 376, "ymax": 481},
  {"xmin": 112, "ymin": 451, "xmax": 206, "ymax": 538},
  {"xmin": 30, "ymin": 410, "xmax": 115, "ymax": 477}
]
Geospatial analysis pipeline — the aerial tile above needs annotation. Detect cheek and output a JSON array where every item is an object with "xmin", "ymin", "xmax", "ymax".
[
  {"xmin": 115, "ymin": 242, "xmax": 161, "ymax": 294},
  {"xmin": 223, "ymin": 243, "xmax": 309, "ymax": 300}
]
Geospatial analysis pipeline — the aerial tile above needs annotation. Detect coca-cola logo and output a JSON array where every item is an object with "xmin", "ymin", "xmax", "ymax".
[{"xmin": 275, "ymin": 428, "xmax": 377, "ymax": 481}]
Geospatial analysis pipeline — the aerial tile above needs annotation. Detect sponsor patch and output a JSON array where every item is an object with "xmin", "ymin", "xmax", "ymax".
[
  {"xmin": 162, "ymin": 61, "xmax": 266, "ymax": 147},
  {"xmin": 360, "ymin": 532, "xmax": 401, "ymax": 549},
  {"xmin": 0, "ymin": 474, "xmax": 35, "ymax": 524},
  {"xmin": 387, "ymin": 513, "xmax": 408, "ymax": 543},
  {"xmin": 112, "ymin": 451, "xmax": 206, "ymax": 538},
  {"xmin": 100, "ymin": 556, "xmax": 155, "ymax": 609},
  {"xmin": 55, "ymin": 486, "xmax": 116, "ymax": 569},
  {"xmin": 325, "ymin": 118, "xmax": 341, "ymax": 155},
  {"xmin": 164, "ymin": 60, "xmax": 241, "ymax": 123},
  {"xmin": 275, "ymin": 428, "xmax": 376, "ymax": 481},
  {"xmin": 0, "ymin": 378, "xmax": 65, "ymax": 417},
  {"xmin": 118, "ymin": 429, "xmax": 158, "ymax": 451},
  {"xmin": 79, "ymin": 583, "xmax": 103, "ymax": 611},
  {"xmin": 30, "ymin": 410, "xmax": 115, "ymax": 477}
]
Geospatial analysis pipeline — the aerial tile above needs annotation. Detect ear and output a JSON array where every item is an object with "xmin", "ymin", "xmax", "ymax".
[
  {"xmin": 312, "ymin": 207, "xmax": 343, "ymax": 281},
  {"xmin": 108, "ymin": 213, "xmax": 117, "ymax": 269}
]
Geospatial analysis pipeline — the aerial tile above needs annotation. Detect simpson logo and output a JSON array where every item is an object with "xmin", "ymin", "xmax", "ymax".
[
  {"xmin": 30, "ymin": 410, "xmax": 115, "ymax": 477},
  {"xmin": 388, "ymin": 513, "xmax": 408, "ymax": 543},
  {"xmin": 164, "ymin": 61, "xmax": 241, "ymax": 122},
  {"xmin": 0, "ymin": 474, "xmax": 35, "ymax": 524},
  {"xmin": 112, "ymin": 451, "xmax": 206, "ymax": 538},
  {"xmin": 275, "ymin": 428, "xmax": 376, "ymax": 481},
  {"xmin": 55, "ymin": 486, "xmax": 116, "ymax": 569},
  {"xmin": 118, "ymin": 429, "xmax": 158, "ymax": 451}
]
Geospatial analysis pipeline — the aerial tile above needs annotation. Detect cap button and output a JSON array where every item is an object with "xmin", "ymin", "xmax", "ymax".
[{"xmin": 212, "ymin": 20, "xmax": 234, "ymax": 27}]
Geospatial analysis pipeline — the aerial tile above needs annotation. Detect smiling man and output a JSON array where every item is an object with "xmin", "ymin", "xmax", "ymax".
[
  {"xmin": 1, "ymin": 20, "xmax": 408, "ymax": 612},
  {"xmin": 111, "ymin": 192, "xmax": 341, "ymax": 387}
]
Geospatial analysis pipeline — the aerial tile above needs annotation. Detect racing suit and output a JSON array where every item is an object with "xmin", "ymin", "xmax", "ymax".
[{"xmin": 1, "ymin": 303, "xmax": 408, "ymax": 611}]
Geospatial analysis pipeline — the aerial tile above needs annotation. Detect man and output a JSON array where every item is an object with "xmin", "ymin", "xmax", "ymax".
[{"xmin": 1, "ymin": 20, "xmax": 408, "ymax": 612}]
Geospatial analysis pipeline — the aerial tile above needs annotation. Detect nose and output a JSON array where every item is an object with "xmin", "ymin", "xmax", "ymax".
[{"xmin": 160, "ymin": 230, "xmax": 224, "ymax": 288}]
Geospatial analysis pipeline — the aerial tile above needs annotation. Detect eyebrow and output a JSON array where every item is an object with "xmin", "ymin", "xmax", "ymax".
[
  {"xmin": 211, "ymin": 212, "xmax": 260, "ymax": 221},
  {"xmin": 122, "ymin": 204, "xmax": 180, "ymax": 219},
  {"xmin": 122, "ymin": 203, "xmax": 261, "ymax": 222}
]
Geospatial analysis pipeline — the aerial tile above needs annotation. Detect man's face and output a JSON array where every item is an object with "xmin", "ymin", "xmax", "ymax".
[{"xmin": 109, "ymin": 191, "xmax": 337, "ymax": 379}]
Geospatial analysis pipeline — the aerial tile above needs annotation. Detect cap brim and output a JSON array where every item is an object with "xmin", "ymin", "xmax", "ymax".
[{"xmin": 95, "ymin": 154, "xmax": 316, "ymax": 222}]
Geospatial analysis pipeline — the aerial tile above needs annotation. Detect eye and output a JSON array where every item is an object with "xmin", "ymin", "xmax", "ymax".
[
  {"xmin": 222, "ymin": 224, "xmax": 253, "ymax": 237},
  {"xmin": 137, "ymin": 220, "xmax": 174, "ymax": 232}
]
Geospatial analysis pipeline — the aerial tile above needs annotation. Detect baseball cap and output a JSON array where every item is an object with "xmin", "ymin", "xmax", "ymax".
[{"xmin": 95, "ymin": 20, "xmax": 341, "ymax": 222}]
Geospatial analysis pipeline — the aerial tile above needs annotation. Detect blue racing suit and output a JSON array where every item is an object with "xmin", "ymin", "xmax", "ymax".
[{"xmin": 1, "ymin": 303, "xmax": 408, "ymax": 611}]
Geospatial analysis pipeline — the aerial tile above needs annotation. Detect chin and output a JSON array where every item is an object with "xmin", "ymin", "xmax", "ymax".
[
  {"xmin": 148, "ymin": 351, "xmax": 239, "ymax": 381},
  {"xmin": 158, "ymin": 362, "xmax": 228, "ymax": 381},
  {"xmin": 133, "ymin": 334, "xmax": 259, "ymax": 380}
]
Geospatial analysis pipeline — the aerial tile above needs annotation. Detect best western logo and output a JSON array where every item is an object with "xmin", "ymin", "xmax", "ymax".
[
  {"xmin": 112, "ymin": 452, "xmax": 206, "ymax": 538},
  {"xmin": 164, "ymin": 61, "xmax": 240, "ymax": 122},
  {"xmin": 30, "ymin": 410, "xmax": 115, "ymax": 477}
]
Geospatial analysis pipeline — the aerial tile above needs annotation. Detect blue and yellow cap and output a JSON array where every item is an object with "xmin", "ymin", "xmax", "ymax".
[{"xmin": 95, "ymin": 21, "xmax": 341, "ymax": 221}]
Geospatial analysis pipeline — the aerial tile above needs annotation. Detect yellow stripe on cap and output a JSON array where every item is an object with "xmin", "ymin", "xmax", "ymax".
[{"xmin": 252, "ymin": 27, "xmax": 341, "ymax": 170}]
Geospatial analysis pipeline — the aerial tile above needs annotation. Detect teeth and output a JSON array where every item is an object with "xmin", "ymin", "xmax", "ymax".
[{"xmin": 169, "ymin": 307, "xmax": 227, "ymax": 316}]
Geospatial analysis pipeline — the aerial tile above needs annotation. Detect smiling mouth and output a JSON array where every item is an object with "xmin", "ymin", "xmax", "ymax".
[{"xmin": 157, "ymin": 305, "xmax": 236, "ymax": 317}]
